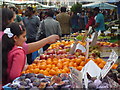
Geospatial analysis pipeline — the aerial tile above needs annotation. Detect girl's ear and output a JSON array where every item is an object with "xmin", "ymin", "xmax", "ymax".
[{"xmin": 13, "ymin": 35, "xmax": 18, "ymax": 42}]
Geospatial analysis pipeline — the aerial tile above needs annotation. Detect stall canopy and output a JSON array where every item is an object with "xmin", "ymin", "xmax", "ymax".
[{"xmin": 82, "ymin": 2, "xmax": 117, "ymax": 9}]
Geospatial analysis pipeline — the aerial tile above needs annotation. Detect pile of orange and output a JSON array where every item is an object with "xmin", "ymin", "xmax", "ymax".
[
  {"xmin": 21, "ymin": 56, "xmax": 118, "ymax": 76},
  {"xmin": 48, "ymin": 40, "xmax": 86, "ymax": 49}
]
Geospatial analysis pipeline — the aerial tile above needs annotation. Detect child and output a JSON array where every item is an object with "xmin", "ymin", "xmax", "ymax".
[{"xmin": 2, "ymin": 22, "xmax": 27, "ymax": 84}]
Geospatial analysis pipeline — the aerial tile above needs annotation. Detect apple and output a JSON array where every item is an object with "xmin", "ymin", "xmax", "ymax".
[
  {"xmin": 56, "ymin": 50, "xmax": 66, "ymax": 55},
  {"xmin": 40, "ymin": 54, "xmax": 46, "ymax": 60},
  {"xmin": 46, "ymin": 49, "xmax": 55, "ymax": 55},
  {"xmin": 59, "ymin": 44, "xmax": 65, "ymax": 49}
]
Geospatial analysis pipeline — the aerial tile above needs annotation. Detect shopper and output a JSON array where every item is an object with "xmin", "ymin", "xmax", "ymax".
[
  {"xmin": 91, "ymin": 7, "xmax": 105, "ymax": 46},
  {"xmin": 93, "ymin": 7, "xmax": 105, "ymax": 33},
  {"xmin": 56, "ymin": 7, "xmax": 71, "ymax": 36},
  {"xmin": 2, "ymin": 22, "xmax": 27, "ymax": 84},
  {"xmin": 79, "ymin": 10, "xmax": 88, "ymax": 32},
  {"xmin": 70, "ymin": 12, "xmax": 80, "ymax": 33},
  {"xmin": 85, "ymin": 11, "xmax": 95, "ymax": 30},
  {"xmin": 36, "ymin": 10, "xmax": 62, "ymax": 51},
  {"xmin": 23, "ymin": 7, "xmax": 40, "ymax": 64}
]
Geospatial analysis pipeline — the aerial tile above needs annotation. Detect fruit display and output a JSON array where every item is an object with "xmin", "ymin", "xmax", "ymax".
[
  {"xmin": 21, "ymin": 40, "xmax": 118, "ymax": 76},
  {"xmin": 22, "ymin": 56, "xmax": 118, "ymax": 76},
  {"xmin": 61, "ymin": 32, "xmax": 85, "ymax": 40},
  {"xmin": 5, "ymin": 73, "xmax": 74, "ymax": 89},
  {"xmin": 4, "ymin": 67, "xmax": 120, "ymax": 89},
  {"xmin": 3, "ymin": 37, "xmax": 120, "ymax": 89},
  {"xmin": 96, "ymin": 41, "xmax": 119, "ymax": 47}
]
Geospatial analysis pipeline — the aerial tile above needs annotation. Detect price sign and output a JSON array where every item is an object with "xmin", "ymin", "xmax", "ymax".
[
  {"xmin": 100, "ymin": 49, "xmax": 118, "ymax": 79},
  {"xmin": 69, "ymin": 67, "xmax": 83, "ymax": 88},
  {"xmin": 81, "ymin": 60, "xmax": 101, "ymax": 79}
]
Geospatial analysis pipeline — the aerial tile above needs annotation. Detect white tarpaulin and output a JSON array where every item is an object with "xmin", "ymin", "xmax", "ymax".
[{"xmin": 82, "ymin": 2, "xmax": 117, "ymax": 9}]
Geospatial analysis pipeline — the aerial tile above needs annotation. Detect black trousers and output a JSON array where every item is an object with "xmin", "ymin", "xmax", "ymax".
[{"xmin": 26, "ymin": 38, "xmax": 36, "ymax": 65}]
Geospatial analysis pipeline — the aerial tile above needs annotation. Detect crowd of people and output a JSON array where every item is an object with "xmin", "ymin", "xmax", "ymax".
[{"xmin": 2, "ymin": 5, "xmax": 106, "ymax": 85}]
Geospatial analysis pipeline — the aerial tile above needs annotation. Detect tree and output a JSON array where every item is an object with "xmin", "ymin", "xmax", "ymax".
[{"xmin": 70, "ymin": 2, "xmax": 82, "ymax": 13}]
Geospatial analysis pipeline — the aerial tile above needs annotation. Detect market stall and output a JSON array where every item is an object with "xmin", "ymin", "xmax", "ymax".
[{"xmin": 3, "ymin": 30, "xmax": 120, "ymax": 89}]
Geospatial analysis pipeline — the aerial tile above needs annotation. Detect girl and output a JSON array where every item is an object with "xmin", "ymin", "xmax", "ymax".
[{"xmin": 2, "ymin": 22, "xmax": 27, "ymax": 84}]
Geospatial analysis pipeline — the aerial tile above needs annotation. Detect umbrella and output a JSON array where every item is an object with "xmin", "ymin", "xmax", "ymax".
[{"xmin": 82, "ymin": 2, "xmax": 117, "ymax": 9}]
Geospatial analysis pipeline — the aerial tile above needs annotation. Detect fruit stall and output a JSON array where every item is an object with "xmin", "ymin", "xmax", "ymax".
[{"xmin": 3, "ymin": 30, "xmax": 120, "ymax": 89}]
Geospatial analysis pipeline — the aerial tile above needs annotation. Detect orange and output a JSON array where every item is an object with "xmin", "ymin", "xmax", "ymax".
[
  {"xmin": 29, "ymin": 69, "xmax": 34, "ymax": 73},
  {"xmin": 46, "ymin": 68, "xmax": 50, "ymax": 71},
  {"xmin": 64, "ymin": 67, "xmax": 70, "ymax": 73},
  {"xmin": 95, "ymin": 58, "xmax": 103, "ymax": 64},
  {"xmin": 53, "ymin": 58, "xmax": 58, "ymax": 61},
  {"xmin": 41, "ymin": 62, "xmax": 47, "ymax": 66},
  {"xmin": 98, "ymin": 63, "xmax": 105, "ymax": 69},
  {"xmin": 33, "ymin": 68, "xmax": 39, "ymax": 74},
  {"xmin": 80, "ymin": 61, "xmax": 86, "ymax": 66},
  {"xmin": 26, "ymin": 70, "xmax": 30, "ymax": 73},
  {"xmin": 85, "ymin": 58, "xmax": 91, "ymax": 62},
  {"xmin": 112, "ymin": 64, "xmax": 118, "ymax": 69},
  {"xmin": 53, "ymin": 60, "xmax": 58, "ymax": 65},
  {"xmin": 63, "ymin": 61, "xmax": 69, "ymax": 66},
  {"xmin": 57, "ymin": 63, "xmax": 63, "ymax": 69},
  {"xmin": 61, "ymin": 69, "xmax": 66, "ymax": 73},
  {"xmin": 52, "ymin": 64, "xmax": 56, "ymax": 68},
  {"xmin": 49, "ymin": 69, "xmax": 56, "ymax": 75},
  {"xmin": 101, "ymin": 60, "xmax": 106, "ymax": 65},
  {"xmin": 79, "ymin": 56, "xmax": 85, "ymax": 61},
  {"xmin": 46, "ymin": 58, "xmax": 52, "ymax": 64},
  {"xmin": 27, "ymin": 65, "xmax": 33, "ymax": 70},
  {"xmin": 56, "ymin": 69, "xmax": 61, "ymax": 75},
  {"xmin": 39, "ymin": 70, "xmax": 44, "ymax": 74},
  {"xmin": 43, "ymin": 70, "xmax": 49, "ymax": 76},
  {"xmin": 77, "ymin": 66, "xmax": 83, "ymax": 71},
  {"xmin": 21, "ymin": 71, "xmax": 26, "ymax": 74},
  {"xmin": 76, "ymin": 59, "xmax": 82, "ymax": 65},
  {"xmin": 41, "ymin": 65, "xmax": 46, "ymax": 70},
  {"xmin": 33, "ymin": 60, "xmax": 39, "ymax": 64},
  {"xmin": 46, "ymin": 64, "xmax": 52, "ymax": 69},
  {"xmin": 69, "ymin": 62, "xmax": 74, "ymax": 67},
  {"xmin": 73, "ymin": 63, "xmax": 77, "ymax": 67},
  {"xmin": 71, "ymin": 59, "xmax": 76, "ymax": 63}
]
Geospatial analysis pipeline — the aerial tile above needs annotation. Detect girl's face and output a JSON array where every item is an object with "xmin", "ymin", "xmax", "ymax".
[{"xmin": 14, "ymin": 31, "xmax": 27, "ymax": 47}]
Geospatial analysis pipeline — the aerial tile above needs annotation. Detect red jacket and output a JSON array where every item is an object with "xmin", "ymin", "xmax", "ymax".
[{"xmin": 7, "ymin": 46, "xmax": 26, "ymax": 83}]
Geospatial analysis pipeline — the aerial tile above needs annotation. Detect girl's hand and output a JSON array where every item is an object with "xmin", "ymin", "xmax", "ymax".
[{"xmin": 46, "ymin": 35, "xmax": 60, "ymax": 44}]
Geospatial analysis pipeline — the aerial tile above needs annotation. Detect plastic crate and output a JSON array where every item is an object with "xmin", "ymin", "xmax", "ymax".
[
  {"xmin": 3, "ymin": 83, "xmax": 12, "ymax": 90},
  {"xmin": 3, "ymin": 77, "xmax": 20, "ymax": 90}
]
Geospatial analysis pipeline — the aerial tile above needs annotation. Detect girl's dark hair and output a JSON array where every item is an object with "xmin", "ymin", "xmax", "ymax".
[
  {"xmin": 2, "ymin": 22, "xmax": 26, "ymax": 84},
  {"xmin": 2, "ymin": 8, "xmax": 15, "ymax": 31}
]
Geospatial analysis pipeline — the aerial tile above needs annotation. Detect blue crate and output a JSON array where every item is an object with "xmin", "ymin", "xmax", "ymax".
[
  {"xmin": 3, "ymin": 83, "xmax": 12, "ymax": 90},
  {"xmin": 3, "ymin": 77, "xmax": 20, "ymax": 90}
]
